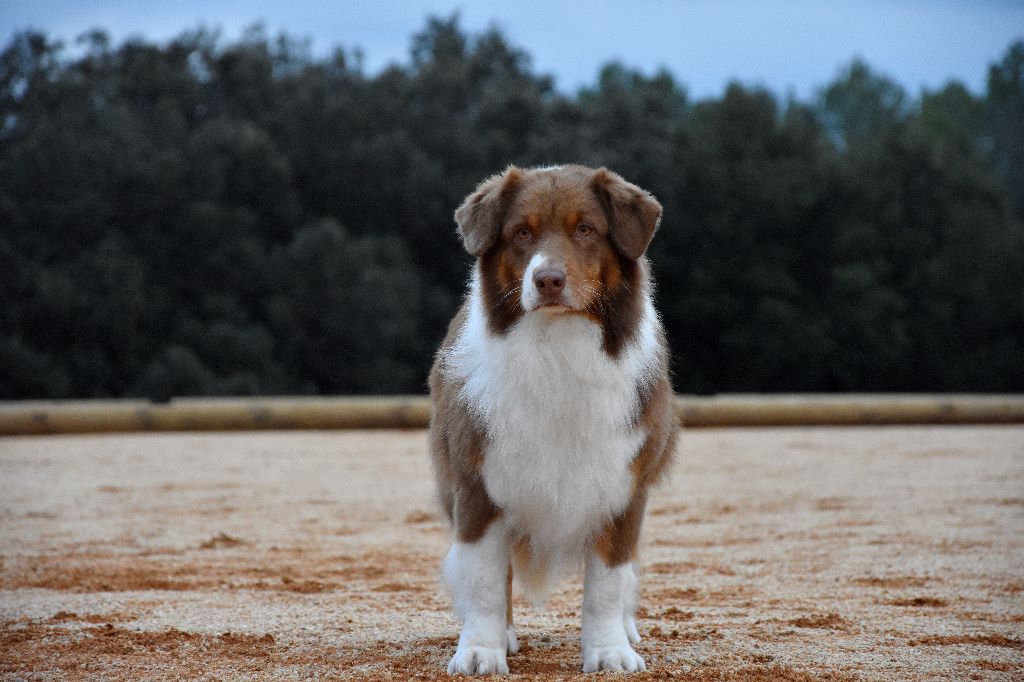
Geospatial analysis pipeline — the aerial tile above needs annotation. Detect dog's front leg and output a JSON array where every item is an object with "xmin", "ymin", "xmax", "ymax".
[
  {"xmin": 581, "ymin": 551, "xmax": 645, "ymax": 672},
  {"xmin": 444, "ymin": 520, "xmax": 509, "ymax": 675}
]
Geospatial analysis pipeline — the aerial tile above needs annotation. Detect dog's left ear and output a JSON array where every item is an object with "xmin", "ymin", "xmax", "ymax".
[{"xmin": 591, "ymin": 168, "xmax": 662, "ymax": 259}]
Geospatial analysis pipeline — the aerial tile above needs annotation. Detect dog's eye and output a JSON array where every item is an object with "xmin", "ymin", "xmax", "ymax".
[
  {"xmin": 575, "ymin": 223, "xmax": 595, "ymax": 239},
  {"xmin": 516, "ymin": 227, "xmax": 532, "ymax": 241}
]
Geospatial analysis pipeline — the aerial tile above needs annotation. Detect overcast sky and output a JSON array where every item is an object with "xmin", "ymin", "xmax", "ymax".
[{"xmin": 3, "ymin": 1, "xmax": 1022, "ymax": 100}]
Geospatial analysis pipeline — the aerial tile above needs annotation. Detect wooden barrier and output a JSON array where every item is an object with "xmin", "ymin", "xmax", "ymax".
[
  {"xmin": 674, "ymin": 394, "xmax": 1024, "ymax": 427},
  {"xmin": 0, "ymin": 396, "xmax": 430, "ymax": 435},
  {"xmin": 0, "ymin": 394, "xmax": 1022, "ymax": 435}
]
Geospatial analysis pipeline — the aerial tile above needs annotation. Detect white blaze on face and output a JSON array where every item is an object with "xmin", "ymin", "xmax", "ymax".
[
  {"xmin": 521, "ymin": 251, "xmax": 575, "ymax": 311},
  {"xmin": 520, "ymin": 251, "xmax": 548, "ymax": 311}
]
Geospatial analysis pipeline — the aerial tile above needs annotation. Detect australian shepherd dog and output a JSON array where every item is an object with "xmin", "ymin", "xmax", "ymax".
[{"xmin": 429, "ymin": 164, "xmax": 678, "ymax": 674}]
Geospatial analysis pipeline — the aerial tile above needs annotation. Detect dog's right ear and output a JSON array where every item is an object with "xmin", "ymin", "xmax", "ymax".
[{"xmin": 454, "ymin": 166, "xmax": 525, "ymax": 257}]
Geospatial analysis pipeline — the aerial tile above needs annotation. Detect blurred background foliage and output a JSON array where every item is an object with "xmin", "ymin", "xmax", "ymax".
[{"xmin": 1, "ymin": 17, "xmax": 1022, "ymax": 398}]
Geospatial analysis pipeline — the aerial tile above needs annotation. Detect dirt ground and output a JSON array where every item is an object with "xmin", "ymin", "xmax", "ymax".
[{"xmin": 1, "ymin": 426, "xmax": 1022, "ymax": 681}]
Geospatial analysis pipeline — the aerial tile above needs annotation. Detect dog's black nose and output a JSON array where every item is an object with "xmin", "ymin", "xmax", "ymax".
[{"xmin": 534, "ymin": 269, "xmax": 565, "ymax": 295}]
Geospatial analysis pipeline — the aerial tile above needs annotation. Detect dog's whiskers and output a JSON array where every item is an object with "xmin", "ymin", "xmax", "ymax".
[
  {"xmin": 494, "ymin": 284, "xmax": 523, "ymax": 309},
  {"xmin": 576, "ymin": 281, "xmax": 617, "ymax": 316}
]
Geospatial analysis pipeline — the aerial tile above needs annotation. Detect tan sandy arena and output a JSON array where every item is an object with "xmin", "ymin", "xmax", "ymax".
[{"xmin": 1, "ymin": 427, "xmax": 1022, "ymax": 680}]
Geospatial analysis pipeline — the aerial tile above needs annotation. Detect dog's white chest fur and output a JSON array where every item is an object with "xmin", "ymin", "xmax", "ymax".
[{"xmin": 445, "ymin": 272, "xmax": 659, "ymax": 590}]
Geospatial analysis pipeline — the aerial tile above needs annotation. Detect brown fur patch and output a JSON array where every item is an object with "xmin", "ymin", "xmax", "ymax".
[
  {"xmin": 454, "ymin": 167, "xmax": 525, "ymax": 257},
  {"xmin": 428, "ymin": 302, "xmax": 501, "ymax": 544},
  {"xmin": 594, "ymin": 487, "xmax": 648, "ymax": 566},
  {"xmin": 479, "ymin": 246, "xmax": 526, "ymax": 336},
  {"xmin": 589, "ymin": 253, "xmax": 645, "ymax": 358},
  {"xmin": 590, "ymin": 168, "xmax": 662, "ymax": 260},
  {"xmin": 506, "ymin": 566, "xmax": 513, "ymax": 627},
  {"xmin": 596, "ymin": 371, "xmax": 679, "ymax": 567},
  {"xmin": 631, "ymin": 373, "xmax": 678, "ymax": 489}
]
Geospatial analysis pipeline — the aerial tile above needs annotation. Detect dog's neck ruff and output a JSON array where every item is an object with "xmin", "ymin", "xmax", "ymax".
[{"xmin": 443, "ymin": 266, "xmax": 661, "ymax": 597}]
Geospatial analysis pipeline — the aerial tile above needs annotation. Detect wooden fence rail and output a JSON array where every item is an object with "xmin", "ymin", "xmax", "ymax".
[{"xmin": 1, "ymin": 395, "xmax": 1022, "ymax": 435}]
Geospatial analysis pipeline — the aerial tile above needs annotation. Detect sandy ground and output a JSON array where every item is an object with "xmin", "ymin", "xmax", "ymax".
[{"xmin": 0, "ymin": 426, "xmax": 1022, "ymax": 681}]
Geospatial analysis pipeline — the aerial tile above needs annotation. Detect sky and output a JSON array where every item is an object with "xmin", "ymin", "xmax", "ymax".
[{"xmin": 2, "ymin": 0, "xmax": 1022, "ymax": 100}]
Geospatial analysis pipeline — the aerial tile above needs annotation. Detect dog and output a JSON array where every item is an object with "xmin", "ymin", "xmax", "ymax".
[{"xmin": 428, "ymin": 164, "xmax": 678, "ymax": 675}]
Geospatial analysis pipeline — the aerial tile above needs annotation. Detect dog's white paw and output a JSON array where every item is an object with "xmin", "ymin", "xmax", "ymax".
[
  {"xmin": 447, "ymin": 645, "xmax": 509, "ymax": 675},
  {"xmin": 582, "ymin": 644, "xmax": 646, "ymax": 673},
  {"xmin": 624, "ymin": 616, "xmax": 641, "ymax": 645},
  {"xmin": 506, "ymin": 626, "xmax": 519, "ymax": 655}
]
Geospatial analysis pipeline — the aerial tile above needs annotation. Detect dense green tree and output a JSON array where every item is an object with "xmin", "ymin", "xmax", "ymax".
[
  {"xmin": 818, "ymin": 60, "xmax": 1024, "ymax": 390},
  {"xmin": 661, "ymin": 85, "xmax": 840, "ymax": 391},
  {"xmin": 987, "ymin": 41, "xmax": 1024, "ymax": 218},
  {"xmin": 1, "ymin": 20, "xmax": 1021, "ymax": 398},
  {"xmin": 265, "ymin": 219, "xmax": 425, "ymax": 393}
]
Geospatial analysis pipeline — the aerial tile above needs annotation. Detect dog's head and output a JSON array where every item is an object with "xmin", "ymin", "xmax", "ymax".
[{"xmin": 454, "ymin": 165, "xmax": 662, "ymax": 354}]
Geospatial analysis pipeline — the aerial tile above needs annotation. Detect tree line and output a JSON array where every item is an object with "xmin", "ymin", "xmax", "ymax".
[{"xmin": 1, "ymin": 17, "xmax": 1022, "ymax": 398}]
